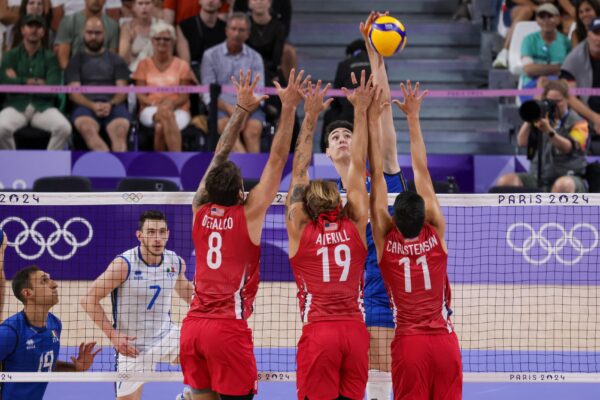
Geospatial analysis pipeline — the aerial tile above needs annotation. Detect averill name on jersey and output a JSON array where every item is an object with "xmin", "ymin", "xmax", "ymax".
[
  {"xmin": 315, "ymin": 230, "xmax": 351, "ymax": 246},
  {"xmin": 202, "ymin": 215, "xmax": 234, "ymax": 230}
]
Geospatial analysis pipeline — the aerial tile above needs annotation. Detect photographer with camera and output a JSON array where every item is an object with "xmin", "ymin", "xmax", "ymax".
[{"xmin": 496, "ymin": 80, "xmax": 590, "ymax": 192}]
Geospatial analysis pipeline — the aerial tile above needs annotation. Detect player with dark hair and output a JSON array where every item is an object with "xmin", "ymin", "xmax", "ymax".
[
  {"xmin": 180, "ymin": 68, "xmax": 308, "ymax": 400},
  {"xmin": 368, "ymin": 82, "xmax": 462, "ymax": 399},
  {"xmin": 81, "ymin": 210, "xmax": 193, "ymax": 400},
  {"xmin": 286, "ymin": 71, "xmax": 381, "ymax": 400},
  {"xmin": 0, "ymin": 265, "xmax": 99, "ymax": 400}
]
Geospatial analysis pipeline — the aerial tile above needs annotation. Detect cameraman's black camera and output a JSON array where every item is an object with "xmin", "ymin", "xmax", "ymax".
[{"xmin": 519, "ymin": 99, "xmax": 558, "ymax": 123}]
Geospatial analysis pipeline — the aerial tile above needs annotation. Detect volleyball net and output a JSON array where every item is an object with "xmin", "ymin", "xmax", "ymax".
[{"xmin": 0, "ymin": 192, "xmax": 599, "ymax": 384}]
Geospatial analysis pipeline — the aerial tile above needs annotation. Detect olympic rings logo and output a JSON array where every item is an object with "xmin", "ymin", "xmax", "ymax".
[
  {"xmin": 0, "ymin": 217, "xmax": 93, "ymax": 261},
  {"xmin": 122, "ymin": 193, "xmax": 143, "ymax": 202},
  {"xmin": 506, "ymin": 222, "xmax": 598, "ymax": 265}
]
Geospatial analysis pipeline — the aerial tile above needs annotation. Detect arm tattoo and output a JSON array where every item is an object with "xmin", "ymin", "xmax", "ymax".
[
  {"xmin": 193, "ymin": 107, "xmax": 247, "ymax": 207},
  {"xmin": 286, "ymin": 184, "xmax": 306, "ymax": 220}
]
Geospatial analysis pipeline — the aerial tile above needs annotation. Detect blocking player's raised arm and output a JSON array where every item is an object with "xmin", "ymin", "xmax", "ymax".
[
  {"xmin": 79, "ymin": 258, "xmax": 139, "ymax": 358},
  {"xmin": 192, "ymin": 69, "xmax": 269, "ymax": 216},
  {"xmin": 285, "ymin": 81, "xmax": 333, "ymax": 248},
  {"xmin": 360, "ymin": 11, "xmax": 401, "ymax": 175},
  {"xmin": 393, "ymin": 81, "xmax": 446, "ymax": 240},
  {"xmin": 368, "ymin": 91, "xmax": 395, "ymax": 263},
  {"xmin": 245, "ymin": 69, "xmax": 309, "ymax": 245},
  {"xmin": 342, "ymin": 70, "xmax": 374, "ymax": 237}
]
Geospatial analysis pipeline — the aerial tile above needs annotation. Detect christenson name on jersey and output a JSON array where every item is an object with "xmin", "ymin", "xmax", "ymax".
[{"xmin": 385, "ymin": 234, "xmax": 438, "ymax": 256}]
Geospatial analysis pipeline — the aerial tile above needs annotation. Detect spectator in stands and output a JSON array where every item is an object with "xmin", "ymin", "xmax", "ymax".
[
  {"xmin": 233, "ymin": 0, "xmax": 296, "ymax": 83},
  {"xmin": 320, "ymin": 39, "xmax": 371, "ymax": 152},
  {"xmin": 176, "ymin": 0, "xmax": 226, "ymax": 79},
  {"xmin": 493, "ymin": 0, "xmax": 574, "ymax": 69},
  {"xmin": 520, "ymin": 3, "xmax": 570, "ymax": 102},
  {"xmin": 561, "ymin": 17, "xmax": 600, "ymax": 135},
  {"xmin": 51, "ymin": 0, "xmax": 122, "ymax": 29},
  {"xmin": 65, "ymin": 16, "xmax": 131, "ymax": 151},
  {"xmin": 496, "ymin": 80, "xmax": 589, "ymax": 192},
  {"xmin": 571, "ymin": 0, "xmax": 600, "ymax": 47},
  {"xmin": 119, "ymin": 0, "xmax": 159, "ymax": 71},
  {"xmin": 163, "ymin": 0, "xmax": 229, "ymax": 25},
  {"xmin": 201, "ymin": 12, "xmax": 265, "ymax": 153},
  {"xmin": 10, "ymin": 0, "xmax": 52, "ymax": 49},
  {"xmin": 54, "ymin": 0, "xmax": 119, "ymax": 70},
  {"xmin": 0, "ymin": 14, "xmax": 71, "ymax": 150},
  {"xmin": 133, "ymin": 21, "xmax": 195, "ymax": 152},
  {"xmin": 246, "ymin": 0, "xmax": 285, "ymax": 85}
]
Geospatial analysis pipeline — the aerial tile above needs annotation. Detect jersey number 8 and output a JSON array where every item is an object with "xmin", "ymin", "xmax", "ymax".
[{"xmin": 207, "ymin": 232, "xmax": 223, "ymax": 269}]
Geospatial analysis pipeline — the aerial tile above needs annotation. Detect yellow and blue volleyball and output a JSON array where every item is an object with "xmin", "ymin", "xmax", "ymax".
[{"xmin": 368, "ymin": 16, "xmax": 407, "ymax": 57}]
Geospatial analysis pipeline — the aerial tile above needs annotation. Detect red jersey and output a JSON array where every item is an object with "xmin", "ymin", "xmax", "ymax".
[
  {"xmin": 289, "ymin": 217, "xmax": 367, "ymax": 323},
  {"xmin": 379, "ymin": 223, "xmax": 454, "ymax": 335},
  {"xmin": 189, "ymin": 203, "xmax": 260, "ymax": 320}
]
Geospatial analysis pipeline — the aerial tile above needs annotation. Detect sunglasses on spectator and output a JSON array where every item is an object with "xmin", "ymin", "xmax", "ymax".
[
  {"xmin": 537, "ymin": 12, "xmax": 555, "ymax": 19},
  {"xmin": 152, "ymin": 37, "xmax": 172, "ymax": 42}
]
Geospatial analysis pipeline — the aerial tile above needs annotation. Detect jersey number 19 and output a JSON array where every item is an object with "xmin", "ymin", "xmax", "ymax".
[{"xmin": 317, "ymin": 244, "xmax": 351, "ymax": 282}]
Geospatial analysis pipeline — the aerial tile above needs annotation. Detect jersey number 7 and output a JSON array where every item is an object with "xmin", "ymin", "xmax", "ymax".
[{"xmin": 317, "ymin": 244, "xmax": 351, "ymax": 282}]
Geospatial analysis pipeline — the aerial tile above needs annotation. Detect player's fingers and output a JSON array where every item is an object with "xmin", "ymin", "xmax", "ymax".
[
  {"xmin": 360, "ymin": 69, "xmax": 366, "ymax": 88},
  {"xmin": 258, "ymin": 94, "xmax": 269, "ymax": 103},
  {"xmin": 251, "ymin": 73, "xmax": 261, "ymax": 91},
  {"xmin": 239, "ymin": 69, "xmax": 244, "ymax": 86},
  {"xmin": 245, "ymin": 69, "xmax": 252, "ymax": 85},
  {"xmin": 350, "ymin": 71, "xmax": 357, "ymax": 86},
  {"xmin": 92, "ymin": 348, "xmax": 102, "ymax": 357},
  {"xmin": 323, "ymin": 98, "xmax": 334, "ymax": 109},
  {"xmin": 392, "ymin": 99, "xmax": 404, "ymax": 109},
  {"xmin": 295, "ymin": 69, "xmax": 304, "ymax": 85},
  {"xmin": 400, "ymin": 82, "xmax": 408, "ymax": 99},
  {"xmin": 273, "ymin": 81, "xmax": 282, "ymax": 92},
  {"xmin": 70, "ymin": 356, "xmax": 76, "ymax": 364},
  {"xmin": 321, "ymin": 82, "xmax": 331, "ymax": 96},
  {"xmin": 300, "ymin": 75, "xmax": 311, "ymax": 91},
  {"xmin": 315, "ymin": 79, "xmax": 322, "ymax": 93},
  {"xmin": 288, "ymin": 68, "xmax": 296, "ymax": 85},
  {"xmin": 230, "ymin": 76, "xmax": 240, "ymax": 90},
  {"xmin": 418, "ymin": 89, "xmax": 429, "ymax": 101},
  {"xmin": 341, "ymin": 87, "xmax": 351, "ymax": 98}
]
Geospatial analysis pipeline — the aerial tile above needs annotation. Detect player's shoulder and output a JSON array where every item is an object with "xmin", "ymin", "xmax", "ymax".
[
  {"xmin": 1, "ymin": 312, "xmax": 25, "ymax": 330},
  {"xmin": 47, "ymin": 312, "xmax": 62, "ymax": 329}
]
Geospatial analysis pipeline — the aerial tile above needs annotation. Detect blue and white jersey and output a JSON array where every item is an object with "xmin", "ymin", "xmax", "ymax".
[
  {"xmin": 0, "ymin": 312, "xmax": 62, "ymax": 400},
  {"xmin": 111, "ymin": 246, "xmax": 182, "ymax": 351}
]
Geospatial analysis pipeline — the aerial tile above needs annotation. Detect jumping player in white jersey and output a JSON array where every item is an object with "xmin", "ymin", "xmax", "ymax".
[{"xmin": 81, "ymin": 210, "xmax": 193, "ymax": 400}]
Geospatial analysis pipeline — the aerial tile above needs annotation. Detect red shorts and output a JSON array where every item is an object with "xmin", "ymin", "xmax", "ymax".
[
  {"xmin": 391, "ymin": 332, "xmax": 462, "ymax": 400},
  {"xmin": 296, "ymin": 320, "xmax": 369, "ymax": 400},
  {"xmin": 180, "ymin": 317, "xmax": 258, "ymax": 396}
]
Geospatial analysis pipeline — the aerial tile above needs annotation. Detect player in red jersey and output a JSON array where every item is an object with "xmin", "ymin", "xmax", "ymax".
[
  {"xmin": 180, "ymin": 68, "xmax": 309, "ymax": 400},
  {"xmin": 368, "ymin": 81, "xmax": 462, "ymax": 400},
  {"xmin": 286, "ymin": 71, "xmax": 382, "ymax": 400}
]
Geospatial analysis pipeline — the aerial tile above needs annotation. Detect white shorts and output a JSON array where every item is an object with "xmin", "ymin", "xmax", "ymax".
[
  {"xmin": 115, "ymin": 326, "xmax": 180, "ymax": 397},
  {"xmin": 139, "ymin": 107, "xmax": 191, "ymax": 130}
]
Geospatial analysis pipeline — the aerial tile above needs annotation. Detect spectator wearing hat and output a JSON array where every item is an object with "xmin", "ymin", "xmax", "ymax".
[
  {"xmin": 520, "ymin": 3, "xmax": 571, "ymax": 102},
  {"xmin": 561, "ymin": 16, "xmax": 600, "ymax": 136},
  {"xmin": 0, "ymin": 14, "xmax": 71, "ymax": 150}
]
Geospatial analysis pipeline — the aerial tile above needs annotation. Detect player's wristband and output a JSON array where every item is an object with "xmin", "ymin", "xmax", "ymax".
[
  {"xmin": 548, "ymin": 130, "xmax": 555, "ymax": 139},
  {"xmin": 236, "ymin": 104, "xmax": 250, "ymax": 113}
]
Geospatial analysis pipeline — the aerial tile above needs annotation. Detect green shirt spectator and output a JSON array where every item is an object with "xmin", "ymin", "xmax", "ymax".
[
  {"xmin": 521, "ymin": 30, "xmax": 571, "ymax": 86},
  {"xmin": 0, "ymin": 44, "xmax": 61, "ymax": 112}
]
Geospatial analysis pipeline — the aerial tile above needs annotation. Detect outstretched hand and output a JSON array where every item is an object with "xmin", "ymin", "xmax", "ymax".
[
  {"xmin": 392, "ymin": 81, "xmax": 428, "ymax": 117},
  {"xmin": 231, "ymin": 69, "xmax": 269, "ymax": 114},
  {"xmin": 303, "ymin": 80, "xmax": 333, "ymax": 116},
  {"xmin": 368, "ymin": 84, "xmax": 387, "ymax": 121},
  {"xmin": 70, "ymin": 342, "xmax": 101, "ymax": 372},
  {"xmin": 342, "ymin": 70, "xmax": 376, "ymax": 111},
  {"xmin": 274, "ymin": 68, "xmax": 310, "ymax": 108}
]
